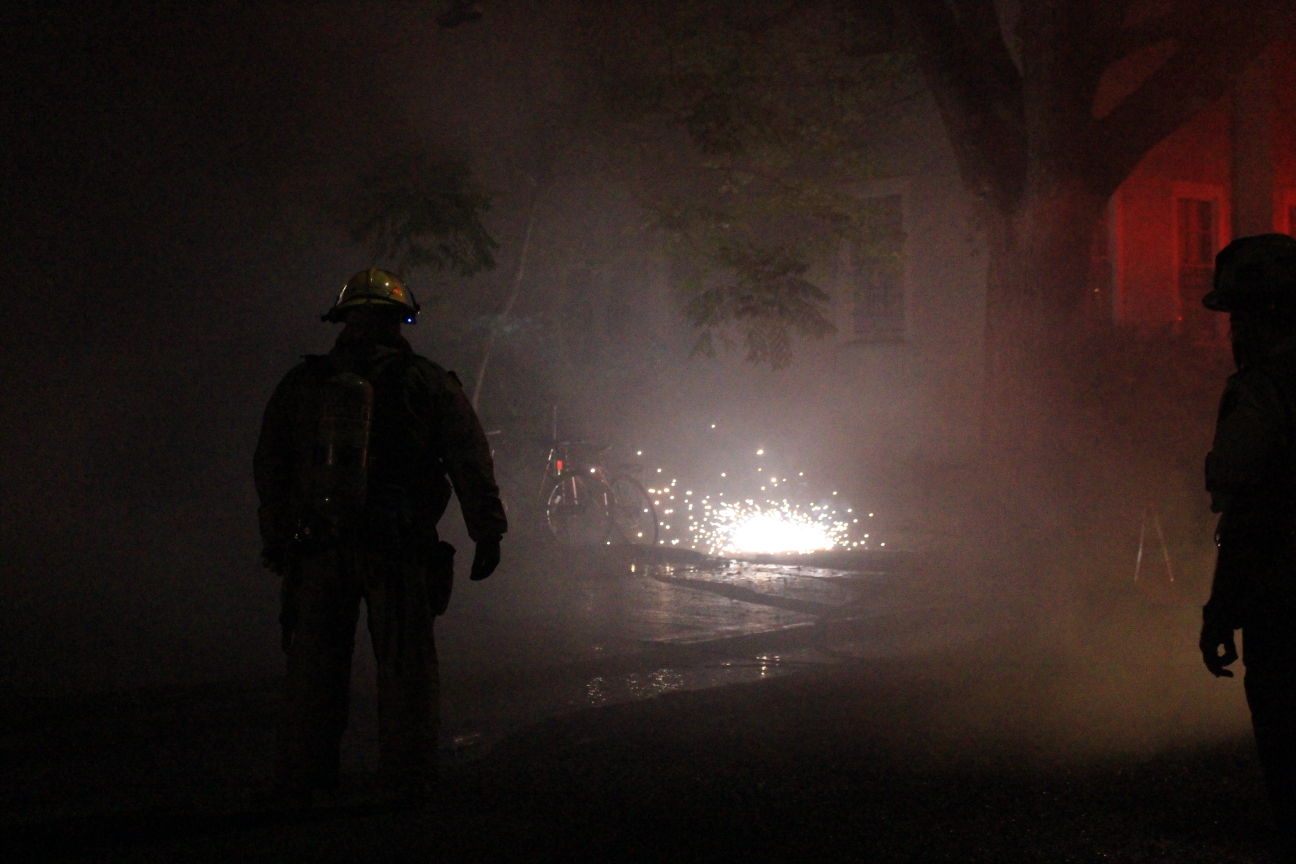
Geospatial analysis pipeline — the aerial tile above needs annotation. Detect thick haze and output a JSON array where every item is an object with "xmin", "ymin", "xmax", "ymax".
[
  {"xmin": 3, "ymin": 1, "xmax": 1246, "ymax": 757},
  {"xmin": 4, "ymin": 0, "xmax": 700, "ymax": 691},
  {"xmin": 5, "ymin": 1, "xmax": 533, "ymax": 691}
]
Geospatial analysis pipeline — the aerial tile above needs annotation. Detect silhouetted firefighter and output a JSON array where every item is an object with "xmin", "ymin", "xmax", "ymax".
[
  {"xmin": 1200, "ymin": 234, "xmax": 1296, "ymax": 861},
  {"xmin": 255, "ymin": 268, "xmax": 507, "ymax": 808}
]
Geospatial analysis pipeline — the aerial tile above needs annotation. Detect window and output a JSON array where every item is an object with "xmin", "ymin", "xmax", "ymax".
[
  {"xmin": 1175, "ymin": 196, "xmax": 1219, "ymax": 341},
  {"xmin": 851, "ymin": 195, "xmax": 905, "ymax": 342}
]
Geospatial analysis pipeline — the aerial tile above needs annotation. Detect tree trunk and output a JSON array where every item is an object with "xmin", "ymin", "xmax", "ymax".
[
  {"xmin": 884, "ymin": 0, "xmax": 1292, "ymax": 594},
  {"xmin": 981, "ymin": 173, "xmax": 1109, "ymax": 442},
  {"xmin": 975, "ymin": 173, "xmax": 1114, "ymax": 592}
]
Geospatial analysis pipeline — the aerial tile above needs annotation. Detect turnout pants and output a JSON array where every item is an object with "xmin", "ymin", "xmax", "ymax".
[
  {"xmin": 276, "ymin": 541, "xmax": 439, "ymax": 793},
  {"xmin": 1244, "ymin": 615, "xmax": 1296, "ymax": 860}
]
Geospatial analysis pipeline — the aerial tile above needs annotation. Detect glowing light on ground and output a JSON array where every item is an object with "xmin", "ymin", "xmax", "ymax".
[
  {"xmin": 711, "ymin": 503, "xmax": 844, "ymax": 555},
  {"xmin": 641, "ymin": 435, "xmax": 880, "ymax": 556}
]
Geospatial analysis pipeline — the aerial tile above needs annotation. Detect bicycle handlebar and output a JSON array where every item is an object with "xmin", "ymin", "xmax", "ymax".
[{"xmin": 536, "ymin": 437, "xmax": 612, "ymax": 453}]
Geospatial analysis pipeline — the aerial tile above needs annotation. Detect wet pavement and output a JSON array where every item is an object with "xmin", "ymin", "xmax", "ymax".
[
  {"xmin": 1, "ymin": 539, "xmax": 1011, "ymax": 829},
  {"xmin": 7, "ymin": 537, "xmax": 1247, "ymax": 864},
  {"xmin": 414, "ymin": 541, "xmax": 1002, "ymax": 762}
]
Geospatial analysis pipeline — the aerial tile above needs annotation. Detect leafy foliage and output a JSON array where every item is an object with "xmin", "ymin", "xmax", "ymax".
[
  {"xmin": 349, "ymin": 149, "xmax": 499, "ymax": 278},
  {"xmin": 578, "ymin": 0, "xmax": 918, "ymax": 368},
  {"xmin": 682, "ymin": 240, "xmax": 835, "ymax": 368}
]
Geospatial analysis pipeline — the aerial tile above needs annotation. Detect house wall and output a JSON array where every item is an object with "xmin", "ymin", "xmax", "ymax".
[
  {"xmin": 1272, "ymin": 39, "xmax": 1296, "ymax": 233},
  {"xmin": 809, "ymin": 40, "xmax": 1296, "ymax": 490},
  {"xmin": 510, "ymin": 39, "xmax": 1295, "ymax": 515},
  {"xmin": 822, "ymin": 166, "xmax": 985, "ymax": 459},
  {"xmin": 1113, "ymin": 39, "xmax": 1296, "ymax": 332},
  {"xmin": 1113, "ymin": 100, "xmax": 1232, "ymax": 330},
  {"xmin": 750, "ymin": 103, "xmax": 990, "ymax": 496}
]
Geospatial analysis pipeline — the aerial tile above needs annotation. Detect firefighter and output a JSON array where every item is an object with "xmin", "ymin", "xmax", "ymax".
[
  {"xmin": 1200, "ymin": 233, "xmax": 1296, "ymax": 860},
  {"xmin": 254, "ymin": 268, "xmax": 507, "ymax": 807}
]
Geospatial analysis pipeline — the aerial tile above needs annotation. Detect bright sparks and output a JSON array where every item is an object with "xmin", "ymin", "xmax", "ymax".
[
  {"xmin": 641, "ymin": 435, "xmax": 879, "ymax": 556},
  {"xmin": 712, "ymin": 503, "xmax": 843, "ymax": 555}
]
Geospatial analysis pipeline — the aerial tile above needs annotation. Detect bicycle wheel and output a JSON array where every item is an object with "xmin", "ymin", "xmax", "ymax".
[
  {"xmin": 607, "ymin": 477, "xmax": 659, "ymax": 546},
  {"xmin": 545, "ymin": 473, "xmax": 613, "ymax": 545}
]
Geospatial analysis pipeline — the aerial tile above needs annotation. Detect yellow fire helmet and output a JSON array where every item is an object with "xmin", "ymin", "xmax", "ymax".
[{"xmin": 322, "ymin": 268, "xmax": 420, "ymax": 323}]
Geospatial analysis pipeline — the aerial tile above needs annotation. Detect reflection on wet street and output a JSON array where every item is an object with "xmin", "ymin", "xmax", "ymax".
[
  {"xmin": 629, "ymin": 562, "xmax": 868, "ymax": 641},
  {"xmin": 426, "ymin": 544, "xmax": 990, "ymax": 759},
  {"xmin": 583, "ymin": 667, "xmax": 686, "ymax": 705}
]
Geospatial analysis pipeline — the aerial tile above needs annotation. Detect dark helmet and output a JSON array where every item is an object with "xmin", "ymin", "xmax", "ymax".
[
  {"xmin": 322, "ymin": 268, "xmax": 420, "ymax": 324},
  {"xmin": 1203, "ymin": 233, "xmax": 1296, "ymax": 313}
]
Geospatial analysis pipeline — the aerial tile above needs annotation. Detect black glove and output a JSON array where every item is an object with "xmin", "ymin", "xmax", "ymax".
[
  {"xmin": 470, "ymin": 537, "xmax": 501, "ymax": 581},
  {"xmin": 1199, "ymin": 614, "xmax": 1239, "ymax": 678}
]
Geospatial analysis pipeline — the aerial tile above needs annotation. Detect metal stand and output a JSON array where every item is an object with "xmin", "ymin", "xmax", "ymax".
[{"xmin": 1133, "ymin": 506, "xmax": 1175, "ymax": 584}]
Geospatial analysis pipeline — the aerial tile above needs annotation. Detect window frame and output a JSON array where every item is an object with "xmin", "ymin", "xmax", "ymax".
[
  {"xmin": 1170, "ymin": 181, "xmax": 1228, "ymax": 341},
  {"xmin": 842, "ymin": 190, "xmax": 908, "ymax": 346}
]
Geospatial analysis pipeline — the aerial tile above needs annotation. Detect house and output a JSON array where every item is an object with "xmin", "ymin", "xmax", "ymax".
[
  {"xmin": 1095, "ymin": 41, "xmax": 1296, "ymax": 343},
  {"xmin": 820, "ymin": 40, "xmax": 1296, "ymax": 438},
  {"xmin": 499, "ymin": 37, "xmax": 1295, "ymax": 534}
]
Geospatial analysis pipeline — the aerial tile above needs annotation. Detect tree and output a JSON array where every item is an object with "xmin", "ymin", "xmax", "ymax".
[
  {"xmin": 881, "ymin": 1, "xmax": 1294, "ymax": 589},
  {"xmin": 348, "ymin": 147, "xmax": 514, "ymax": 408},
  {"xmin": 577, "ymin": 0, "xmax": 918, "ymax": 367},
  {"xmin": 355, "ymin": 4, "xmax": 584, "ymax": 412},
  {"xmin": 417, "ymin": 0, "xmax": 1290, "ymax": 385},
  {"xmin": 402, "ymin": 2, "xmax": 909, "ymax": 372},
  {"xmin": 350, "ymin": 149, "xmax": 498, "ymax": 279},
  {"xmin": 888, "ymin": 0, "xmax": 1293, "ymax": 405}
]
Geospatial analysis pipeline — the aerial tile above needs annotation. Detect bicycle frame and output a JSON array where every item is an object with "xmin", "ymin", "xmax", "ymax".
[{"xmin": 540, "ymin": 439, "xmax": 658, "ymax": 545}]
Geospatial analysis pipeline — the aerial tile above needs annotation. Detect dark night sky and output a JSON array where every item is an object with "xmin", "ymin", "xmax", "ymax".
[{"xmin": 3, "ymin": 1, "xmax": 560, "ymax": 691}]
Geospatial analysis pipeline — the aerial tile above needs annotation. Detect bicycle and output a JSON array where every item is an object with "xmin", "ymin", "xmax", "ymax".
[{"xmin": 540, "ymin": 438, "xmax": 659, "ymax": 546}]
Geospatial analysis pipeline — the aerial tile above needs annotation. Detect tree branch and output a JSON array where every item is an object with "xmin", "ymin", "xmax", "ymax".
[
  {"xmin": 1085, "ymin": 0, "xmax": 1294, "ymax": 194},
  {"xmin": 1104, "ymin": 19, "xmax": 1183, "ymax": 63},
  {"xmin": 887, "ymin": 0, "xmax": 1025, "ymax": 211}
]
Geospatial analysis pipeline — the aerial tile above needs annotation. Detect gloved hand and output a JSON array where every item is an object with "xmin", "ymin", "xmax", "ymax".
[
  {"xmin": 470, "ymin": 537, "xmax": 501, "ymax": 581},
  {"xmin": 1199, "ymin": 619, "xmax": 1239, "ymax": 678}
]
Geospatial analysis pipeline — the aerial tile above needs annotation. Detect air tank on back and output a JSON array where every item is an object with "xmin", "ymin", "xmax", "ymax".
[{"xmin": 310, "ymin": 372, "xmax": 373, "ymax": 524}]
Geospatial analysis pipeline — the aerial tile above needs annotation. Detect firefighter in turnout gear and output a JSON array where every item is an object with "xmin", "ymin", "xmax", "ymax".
[
  {"xmin": 1200, "ymin": 234, "xmax": 1296, "ymax": 861},
  {"xmin": 255, "ymin": 268, "xmax": 507, "ymax": 806}
]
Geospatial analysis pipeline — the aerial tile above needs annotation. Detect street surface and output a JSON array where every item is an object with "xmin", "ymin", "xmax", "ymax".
[
  {"xmin": 424, "ymin": 540, "xmax": 1000, "ymax": 762},
  {"xmin": 8, "ymin": 538, "xmax": 1264, "ymax": 864},
  {"xmin": 7, "ymin": 539, "xmax": 1003, "ymax": 831}
]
